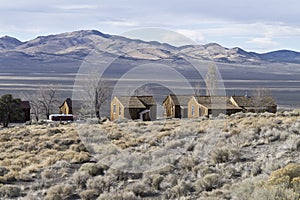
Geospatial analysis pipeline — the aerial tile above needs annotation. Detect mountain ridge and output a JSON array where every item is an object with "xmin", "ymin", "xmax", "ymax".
[{"xmin": 1, "ymin": 29, "xmax": 300, "ymax": 64}]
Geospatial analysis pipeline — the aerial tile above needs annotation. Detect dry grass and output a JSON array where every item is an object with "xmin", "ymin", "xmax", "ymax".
[{"xmin": 0, "ymin": 110, "xmax": 299, "ymax": 199}]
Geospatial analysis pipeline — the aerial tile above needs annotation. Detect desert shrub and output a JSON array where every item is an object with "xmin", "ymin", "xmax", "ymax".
[
  {"xmin": 79, "ymin": 189, "xmax": 99, "ymax": 200},
  {"xmin": 52, "ymin": 160, "xmax": 71, "ymax": 168},
  {"xmin": 41, "ymin": 169, "xmax": 56, "ymax": 180},
  {"xmin": 86, "ymin": 175, "xmax": 115, "ymax": 194},
  {"xmin": 159, "ymin": 174, "xmax": 178, "ymax": 190},
  {"xmin": 80, "ymin": 163, "xmax": 106, "ymax": 176},
  {"xmin": 268, "ymin": 163, "xmax": 300, "ymax": 191},
  {"xmin": 210, "ymin": 148, "xmax": 241, "ymax": 164},
  {"xmin": 70, "ymin": 143, "xmax": 87, "ymax": 152},
  {"xmin": 195, "ymin": 173, "xmax": 222, "ymax": 192},
  {"xmin": 107, "ymin": 131, "xmax": 122, "ymax": 140},
  {"xmin": 0, "ymin": 185, "xmax": 21, "ymax": 198},
  {"xmin": 87, "ymin": 118, "xmax": 100, "ymax": 124},
  {"xmin": 144, "ymin": 174, "xmax": 164, "ymax": 190},
  {"xmin": 232, "ymin": 165, "xmax": 300, "ymax": 200},
  {"xmin": 180, "ymin": 156, "xmax": 199, "ymax": 172},
  {"xmin": 72, "ymin": 170, "xmax": 91, "ymax": 189},
  {"xmin": 47, "ymin": 128, "xmax": 62, "ymax": 136},
  {"xmin": 164, "ymin": 180, "xmax": 194, "ymax": 198},
  {"xmin": 71, "ymin": 151, "xmax": 90, "ymax": 164},
  {"xmin": 98, "ymin": 191, "xmax": 138, "ymax": 200},
  {"xmin": 126, "ymin": 182, "xmax": 157, "ymax": 198},
  {"xmin": 0, "ymin": 167, "xmax": 9, "ymax": 176},
  {"xmin": 293, "ymin": 139, "xmax": 300, "ymax": 151},
  {"xmin": 24, "ymin": 191, "xmax": 40, "ymax": 200},
  {"xmin": 250, "ymin": 163, "xmax": 262, "ymax": 177},
  {"xmin": 251, "ymin": 186, "xmax": 299, "ymax": 200},
  {"xmin": 45, "ymin": 184, "xmax": 75, "ymax": 200},
  {"xmin": 108, "ymin": 168, "xmax": 143, "ymax": 181},
  {"xmin": 231, "ymin": 179, "xmax": 256, "ymax": 200}
]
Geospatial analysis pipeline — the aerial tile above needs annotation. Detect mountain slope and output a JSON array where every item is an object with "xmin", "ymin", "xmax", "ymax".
[
  {"xmin": 258, "ymin": 50, "xmax": 300, "ymax": 63},
  {"xmin": 1, "ymin": 30, "xmax": 300, "ymax": 64},
  {"xmin": 0, "ymin": 36, "xmax": 23, "ymax": 50}
]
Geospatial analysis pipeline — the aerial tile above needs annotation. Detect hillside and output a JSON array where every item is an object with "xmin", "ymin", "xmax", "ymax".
[
  {"xmin": 0, "ymin": 110, "xmax": 299, "ymax": 199},
  {"xmin": 1, "ymin": 30, "xmax": 300, "ymax": 64}
]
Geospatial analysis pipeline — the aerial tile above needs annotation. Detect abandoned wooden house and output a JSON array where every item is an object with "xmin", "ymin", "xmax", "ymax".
[
  {"xmin": 9, "ymin": 101, "xmax": 31, "ymax": 123},
  {"xmin": 188, "ymin": 96, "xmax": 242, "ymax": 118},
  {"xmin": 21, "ymin": 101, "xmax": 31, "ymax": 122},
  {"xmin": 110, "ymin": 96, "xmax": 157, "ymax": 121},
  {"xmin": 163, "ymin": 94, "xmax": 193, "ymax": 118},
  {"xmin": 230, "ymin": 96, "xmax": 277, "ymax": 113},
  {"xmin": 59, "ymin": 98, "xmax": 73, "ymax": 115}
]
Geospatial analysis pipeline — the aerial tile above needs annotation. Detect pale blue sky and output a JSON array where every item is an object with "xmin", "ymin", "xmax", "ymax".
[{"xmin": 0, "ymin": 0, "xmax": 299, "ymax": 52}]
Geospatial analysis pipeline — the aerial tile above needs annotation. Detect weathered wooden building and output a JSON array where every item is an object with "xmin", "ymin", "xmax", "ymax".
[
  {"xmin": 20, "ymin": 101, "xmax": 31, "ymax": 122},
  {"xmin": 162, "ymin": 94, "xmax": 193, "ymax": 118},
  {"xmin": 110, "ymin": 96, "xmax": 156, "ymax": 121},
  {"xmin": 59, "ymin": 98, "xmax": 73, "ymax": 115},
  {"xmin": 188, "ymin": 96, "xmax": 242, "ymax": 118},
  {"xmin": 230, "ymin": 96, "xmax": 277, "ymax": 113},
  {"xmin": 10, "ymin": 101, "xmax": 31, "ymax": 123}
]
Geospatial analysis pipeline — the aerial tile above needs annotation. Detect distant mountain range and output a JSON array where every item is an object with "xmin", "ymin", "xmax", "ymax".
[{"xmin": 1, "ymin": 30, "xmax": 300, "ymax": 64}]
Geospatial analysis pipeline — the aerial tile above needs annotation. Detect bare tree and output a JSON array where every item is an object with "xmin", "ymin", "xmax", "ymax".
[
  {"xmin": 37, "ymin": 86, "xmax": 60, "ymax": 119},
  {"xmin": 252, "ymin": 87, "xmax": 274, "ymax": 113},
  {"xmin": 80, "ymin": 77, "xmax": 109, "ymax": 119},
  {"xmin": 205, "ymin": 64, "xmax": 218, "ymax": 96},
  {"xmin": 194, "ymin": 82, "xmax": 202, "ymax": 96},
  {"xmin": 132, "ymin": 85, "xmax": 152, "ymax": 96}
]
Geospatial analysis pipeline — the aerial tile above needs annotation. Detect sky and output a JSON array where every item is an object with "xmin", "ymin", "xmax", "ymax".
[{"xmin": 0, "ymin": 0, "xmax": 299, "ymax": 53}]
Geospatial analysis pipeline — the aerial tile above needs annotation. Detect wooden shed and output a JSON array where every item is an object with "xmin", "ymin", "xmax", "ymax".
[
  {"xmin": 20, "ymin": 101, "xmax": 31, "ymax": 122},
  {"xmin": 162, "ymin": 94, "xmax": 193, "ymax": 118},
  {"xmin": 10, "ymin": 101, "xmax": 31, "ymax": 123},
  {"xmin": 230, "ymin": 96, "xmax": 277, "ymax": 113},
  {"xmin": 188, "ymin": 96, "xmax": 242, "ymax": 118},
  {"xmin": 59, "ymin": 98, "xmax": 73, "ymax": 115},
  {"xmin": 110, "ymin": 96, "xmax": 156, "ymax": 121}
]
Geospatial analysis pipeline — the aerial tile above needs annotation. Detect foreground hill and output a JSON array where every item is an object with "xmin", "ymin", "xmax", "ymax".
[{"xmin": 0, "ymin": 110, "xmax": 299, "ymax": 199}]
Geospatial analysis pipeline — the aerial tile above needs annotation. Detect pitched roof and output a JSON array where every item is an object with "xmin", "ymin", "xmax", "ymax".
[
  {"xmin": 20, "ymin": 101, "xmax": 30, "ymax": 109},
  {"xmin": 137, "ymin": 96, "xmax": 156, "ymax": 106},
  {"xmin": 60, "ymin": 98, "xmax": 72, "ymax": 108},
  {"xmin": 194, "ymin": 96, "xmax": 242, "ymax": 110},
  {"xmin": 116, "ymin": 96, "xmax": 146, "ymax": 108},
  {"xmin": 231, "ymin": 96, "xmax": 276, "ymax": 108},
  {"xmin": 167, "ymin": 95, "xmax": 194, "ymax": 107}
]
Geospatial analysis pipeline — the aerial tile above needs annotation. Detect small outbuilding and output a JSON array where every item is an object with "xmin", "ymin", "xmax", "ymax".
[
  {"xmin": 162, "ymin": 94, "xmax": 193, "ymax": 118},
  {"xmin": 9, "ymin": 101, "xmax": 31, "ymax": 123},
  {"xmin": 188, "ymin": 96, "xmax": 242, "ymax": 118},
  {"xmin": 59, "ymin": 98, "xmax": 73, "ymax": 115},
  {"xmin": 20, "ymin": 101, "xmax": 31, "ymax": 122},
  {"xmin": 110, "ymin": 96, "xmax": 156, "ymax": 121}
]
